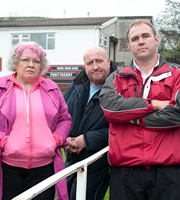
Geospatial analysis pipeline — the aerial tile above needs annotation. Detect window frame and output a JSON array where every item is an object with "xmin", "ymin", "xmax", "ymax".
[
  {"xmin": 104, "ymin": 35, "xmax": 108, "ymax": 48},
  {"xmin": 11, "ymin": 33, "xmax": 55, "ymax": 50},
  {"xmin": 99, "ymin": 33, "xmax": 103, "ymax": 46}
]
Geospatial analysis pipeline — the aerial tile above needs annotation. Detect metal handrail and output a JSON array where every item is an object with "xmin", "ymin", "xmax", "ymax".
[{"xmin": 12, "ymin": 146, "xmax": 109, "ymax": 200}]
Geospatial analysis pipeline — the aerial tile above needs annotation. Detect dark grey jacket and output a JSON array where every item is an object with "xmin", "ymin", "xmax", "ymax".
[{"xmin": 64, "ymin": 61, "xmax": 117, "ymax": 171}]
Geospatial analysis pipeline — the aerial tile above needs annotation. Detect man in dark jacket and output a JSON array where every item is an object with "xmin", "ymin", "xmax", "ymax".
[{"xmin": 64, "ymin": 46, "xmax": 117, "ymax": 200}]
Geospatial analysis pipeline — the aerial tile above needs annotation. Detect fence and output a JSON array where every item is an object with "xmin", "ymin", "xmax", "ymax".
[{"xmin": 12, "ymin": 146, "xmax": 109, "ymax": 200}]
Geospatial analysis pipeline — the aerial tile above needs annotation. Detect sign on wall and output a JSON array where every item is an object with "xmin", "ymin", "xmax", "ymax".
[{"xmin": 45, "ymin": 65, "xmax": 84, "ymax": 86}]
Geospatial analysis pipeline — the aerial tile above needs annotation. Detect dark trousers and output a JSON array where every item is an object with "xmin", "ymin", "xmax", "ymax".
[
  {"xmin": 110, "ymin": 165, "xmax": 180, "ymax": 200},
  {"xmin": 2, "ymin": 162, "xmax": 55, "ymax": 200},
  {"xmin": 67, "ymin": 166, "xmax": 110, "ymax": 200}
]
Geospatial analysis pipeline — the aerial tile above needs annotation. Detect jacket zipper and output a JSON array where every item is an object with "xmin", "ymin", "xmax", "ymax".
[
  {"xmin": 120, "ymin": 71, "xmax": 144, "ymax": 97},
  {"xmin": 24, "ymin": 88, "xmax": 33, "ymax": 169}
]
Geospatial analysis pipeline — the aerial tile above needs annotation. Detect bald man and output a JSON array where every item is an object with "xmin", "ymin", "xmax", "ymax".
[{"xmin": 64, "ymin": 47, "xmax": 117, "ymax": 200}]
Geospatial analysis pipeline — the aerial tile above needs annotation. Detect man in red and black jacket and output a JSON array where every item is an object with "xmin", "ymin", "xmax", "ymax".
[{"xmin": 99, "ymin": 19, "xmax": 180, "ymax": 200}]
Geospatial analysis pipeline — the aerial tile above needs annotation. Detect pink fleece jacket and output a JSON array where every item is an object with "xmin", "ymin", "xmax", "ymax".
[
  {"xmin": 1, "ymin": 77, "xmax": 62, "ymax": 168},
  {"xmin": 0, "ymin": 74, "xmax": 72, "ymax": 200}
]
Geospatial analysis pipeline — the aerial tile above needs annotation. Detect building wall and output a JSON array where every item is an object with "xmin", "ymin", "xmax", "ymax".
[
  {"xmin": 99, "ymin": 22, "xmax": 117, "ymax": 56},
  {"xmin": 0, "ymin": 30, "xmax": 13, "ymax": 76},
  {"xmin": 116, "ymin": 19, "xmax": 133, "ymax": 67},
  {"xmin": 115, "ymin": 17, "xmax": 153, "ymax": 67},
  {"xmin": 48, "ymin": 26, "xmax": 99, "ymax": 65},
  {"xmin": 96, "ymin": 17, "xmax": 153, "ymax": 68},
  {"xmin": 0, "ymin": 17, "xmax": 154, "ymax": 77},
  {"xmin": 0, "ymin": 26, "xmax": 99, "ymax": 77}
]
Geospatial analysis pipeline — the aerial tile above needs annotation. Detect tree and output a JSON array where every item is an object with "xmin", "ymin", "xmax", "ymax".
[
  {"xmin": 156, "ymin": 0, "xmax": 180, "ymax": 63},
  {"xmin": 159, "ymin": 44, "xmax": 180, "ymax": 63}
]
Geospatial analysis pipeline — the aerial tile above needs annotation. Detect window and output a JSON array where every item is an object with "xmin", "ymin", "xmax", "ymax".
[
  {"xmin": 12, "ymin": 35, "xmax": 20, "ymax": 45},
  {"xmin": 30, "ymin": 33, "xmax": 46, "ymax": 49},
  {"xmin": 104, "ymin": 35, "xmax": 108, "ymax": 48},
  {"xmin": 99, "ymin": 33, "xmax": 103, "ymax": 46},
  {"xmin": 47, "ymin": 33, "xmax": 55, "ymax": 50},
  {"xmin": 99, "ymin": 33, "xmax": 108, "ymax": 48},
  {"xmin": 11, "ymin": 33, "xmax": 55, "ymax": 50},
  {"xmin": 22, "ymin": 34, "xmax": 30, "ymax": 42}
]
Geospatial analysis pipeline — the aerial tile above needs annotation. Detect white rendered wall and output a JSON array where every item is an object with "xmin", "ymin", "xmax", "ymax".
[
  {"xmin": 0, "ymin": 30, "xmax": 13, "ymax": 76},
  {"xmin": 0, "ymin": 26, "xmax": 99, "ymax": 77}
]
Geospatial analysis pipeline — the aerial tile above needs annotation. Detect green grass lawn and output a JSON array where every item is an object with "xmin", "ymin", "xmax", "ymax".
[{"xmin": 104, "ymin": 188, "xmax": 109, "ymax": 200}]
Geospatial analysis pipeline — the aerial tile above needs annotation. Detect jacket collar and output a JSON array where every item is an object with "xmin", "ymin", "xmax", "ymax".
[
  {"xmin": 120, "ymin": 54, "xmax": 172, "ymax": 77},
  {"xmin": 129, "ymin": 54, "xmax": 167, "ymax": 70},
  {"xmin": 0, "ymin": 74, "xmax": 57, "ymax": 93},
  {"xmin": 0, "ymin": 76, "xmax": 12, "ymax": 89}
]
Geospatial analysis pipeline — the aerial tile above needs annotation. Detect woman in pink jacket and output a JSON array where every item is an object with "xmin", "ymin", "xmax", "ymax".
[{"xmin": 0, "ymin": 42, "xmax": 72, "ymax": 200}]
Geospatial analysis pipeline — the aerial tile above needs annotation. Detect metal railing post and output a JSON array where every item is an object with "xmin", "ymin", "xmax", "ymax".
[{"xmin": 76, "ymin": 164, "xmax": 87, "ymax": 200}]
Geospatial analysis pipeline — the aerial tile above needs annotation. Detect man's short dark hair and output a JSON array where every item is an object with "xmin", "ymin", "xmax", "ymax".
[{"xmin": 126, "ymin": 19, "xmax": 157, "ymax": 41}]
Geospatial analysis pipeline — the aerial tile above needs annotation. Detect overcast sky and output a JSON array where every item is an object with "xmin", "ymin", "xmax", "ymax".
[{"xmin": 0, "ymin": 0, "xmax": 169, "ymax": 20}]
